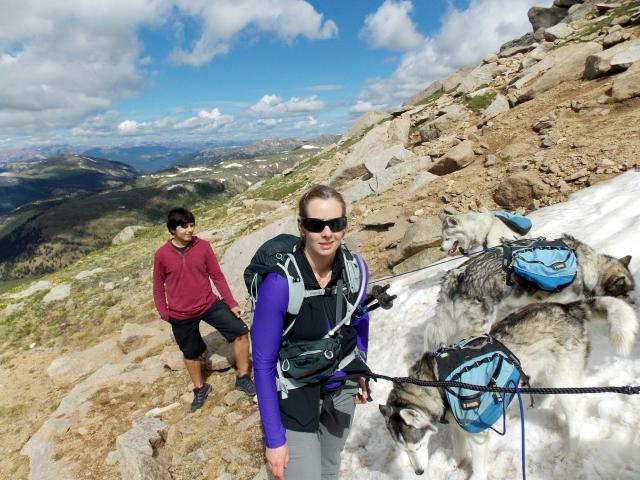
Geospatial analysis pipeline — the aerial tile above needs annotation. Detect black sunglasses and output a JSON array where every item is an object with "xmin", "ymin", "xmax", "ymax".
[{"xmin": 301, "ymin": 216, "xmax": 348, "ymax": 233}]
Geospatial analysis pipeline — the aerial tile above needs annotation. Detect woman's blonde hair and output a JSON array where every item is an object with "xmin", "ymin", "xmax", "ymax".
[{"xmin": 298, "ymin": 184, "xmax": 346, "ymax": 218}]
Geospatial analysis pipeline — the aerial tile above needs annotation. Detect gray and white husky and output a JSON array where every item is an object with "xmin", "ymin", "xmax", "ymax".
[
  {"xmin": 440, "ymin": 212, "xmax": 525, "ymax": 255},
  {"xmin": 380, "ymin": 297, "xmax": 638, "ymax": 480},
  {"xmin": 427, "ymin": 234, "xmax": 635, "ymax": 350}
]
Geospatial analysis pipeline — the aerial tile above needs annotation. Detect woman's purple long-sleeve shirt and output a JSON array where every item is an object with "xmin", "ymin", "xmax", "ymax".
[{"xmin": 251, "ymin": 260, "xmax": 369, "ymax": 448}]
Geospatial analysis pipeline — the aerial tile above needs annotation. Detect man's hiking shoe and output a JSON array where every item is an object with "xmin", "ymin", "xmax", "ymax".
[
  {"xmin": 235, "ymin": 375, "xmax": 256, "ymax": 396},
  {"xmin": 190, "ymin": 383, "xmax": 212, "ymax": 413}
]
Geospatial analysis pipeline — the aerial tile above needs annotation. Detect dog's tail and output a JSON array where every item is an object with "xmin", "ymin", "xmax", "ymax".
[{"xmin": 570, "ymin": 297, "xmax": 638, "ymax": 355}]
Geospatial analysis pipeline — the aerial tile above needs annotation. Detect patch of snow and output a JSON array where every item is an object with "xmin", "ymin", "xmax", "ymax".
[
  {"xmin": 301, "ymin": 144, "xmax": 319, "ymax": 150},
  {"xmin": 222, "ymin": 163, "xmax": 243, "ymax": 169},
  {"xmin": 341, "ymin": 171, "xmax": 640, "ymax": 480}
]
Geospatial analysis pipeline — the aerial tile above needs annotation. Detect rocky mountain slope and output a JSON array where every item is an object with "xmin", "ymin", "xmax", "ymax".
[{"xmin": 0, "ymin": 1, "xmax": 639, "ymax": 479}]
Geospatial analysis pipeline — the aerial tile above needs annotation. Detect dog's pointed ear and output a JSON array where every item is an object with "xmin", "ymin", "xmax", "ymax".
[
  {"xmin": 444, "ymin": 216, "xmax": 457, "ymax": 228},
  {"xmin": 619, "ymin": 255, "xmax": 632, "ymax": 267},
  {"xmin": 399, "ymin": 408, "xmax": 430, "ymax": 429},
  {"xmin": 379, "ymin": 404, "xmax": 393, "ymax": 418}
]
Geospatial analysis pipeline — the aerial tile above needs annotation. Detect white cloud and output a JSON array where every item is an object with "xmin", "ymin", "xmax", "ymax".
[
  {"xmin": 115, "ymin": 108, "xmax": 233, "ymax": 136},
  {"xmin": 352, "ymin": 0, "xmax": 553, "ymax": 111},
  {"xmin": 168, "ymin": 0, "xmax": 338, "ymax": 66},
  {"xmin": 360, "ymin": 0, "xmax": 424, "ymax": 51},
  {"xmin": 0, "ymin": 0, "xmax": 337, "ymax": 143},
  {"xmin": 249, "ymin": 94, "xmax": 326, "ymax": 118}
]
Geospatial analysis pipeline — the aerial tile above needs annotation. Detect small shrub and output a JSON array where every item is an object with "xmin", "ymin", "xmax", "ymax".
[{"xmin": 464, "ymin": 90, "xmax": 497, "ymax": 112}]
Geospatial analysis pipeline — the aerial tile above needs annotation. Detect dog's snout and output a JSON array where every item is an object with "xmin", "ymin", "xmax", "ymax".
[{"xmin": 415, "ymin": 468, "xmax": 424, "ymax": 475}]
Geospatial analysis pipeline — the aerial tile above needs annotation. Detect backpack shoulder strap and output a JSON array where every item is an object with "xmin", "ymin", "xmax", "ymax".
[{"xmin": 340, "ymin": 243, "xmax": 361, "ymax": 295}]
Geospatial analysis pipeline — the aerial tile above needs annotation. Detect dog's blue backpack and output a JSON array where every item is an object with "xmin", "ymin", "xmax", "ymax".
[
  {"xmin": 434, "ymin": 335, "xmax": 528, "ymax": 434},
  {"xmin": 502, "ymin": 237, "xmax": 577, "ymax": 291},
  {"xmin": 493, "ymin": 210, "xmax": 533, "ymax": 236}
]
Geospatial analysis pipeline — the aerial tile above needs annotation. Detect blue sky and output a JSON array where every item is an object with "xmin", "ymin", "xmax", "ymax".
[{"xmin": 0, "ymin": 0, "xmax": 550, "ymax": 151}]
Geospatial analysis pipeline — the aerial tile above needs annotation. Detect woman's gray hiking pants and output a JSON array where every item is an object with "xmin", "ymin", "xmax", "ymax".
[{"xmin": 272, "ymin": 381, "xmax": 358, "ymax": 480}]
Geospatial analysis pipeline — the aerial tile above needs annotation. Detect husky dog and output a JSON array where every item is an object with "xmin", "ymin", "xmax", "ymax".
[
  {"xmin": 427, "ymin": 234, "xmax": 635, "ymax": 350},
  {"xmin": 380, "ymin": 297, "xmax": 638, "ymax": 479},
  {"xmin": 440, "ymin": 212, "xmax": 525, "ymax": 255}
]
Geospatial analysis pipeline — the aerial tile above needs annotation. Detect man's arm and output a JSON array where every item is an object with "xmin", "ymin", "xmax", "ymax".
[
  {"xmin": 204, "ymin": 244, "xmax": 239, "ymax": 309},
  {"xmin": 152, "ymin": 252, "xmax": 170, "ymax": 320}
]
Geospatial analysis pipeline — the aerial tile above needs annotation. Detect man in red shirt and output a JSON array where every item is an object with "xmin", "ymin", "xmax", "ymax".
[{"xmin": 153, "ymin": 207, "xmax": 255, "ymax": 412}]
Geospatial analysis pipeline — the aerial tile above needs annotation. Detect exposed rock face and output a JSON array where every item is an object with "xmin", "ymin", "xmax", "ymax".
[
  {"xmin": 584, "ymin": 40, "xmax": 640, "ymax": 79},
  {"xmin": 528, "ymin": 6, "xmax": 570, "ymax": 32},
  {"xmin": 8, "ymin": 280, "xmax": 52, "ymax": 299},
  {"xmin": 119, "ymin": 323, "xmax": 164, "ymax": 354},
  {"xmin": 75, "ymin": 268, "xmax": 105, "ymax": 280},
  {"xmin": 419, "ymin": 104, "xmax": 468, "ymax": 142},
  {"xmin": 456, "ymin": 63, "xmax": 499, "ymax": 94},
  {"xmin": 404, "ymin": 81, "xmax": 444, "ymax": 106},
  {"xmin": 544, "ymin": 22, "xmax": 574, "ymax": 41},
  {"xmin": 42, "ymin": 284, "xmax": 71, "ymax": 304},
  {"xmin": 116, "ymin": 417, "xmax": 171, "ymax": 480},
  {"xmin": 517, "ymin": 42, "xmax": 603, "ymax": 103},
  {"xmin": 331, "ymin": 117, "xmax": 410, "ymax": 183},
  {"xmin": 253, "ymin": 200, "xmax": 282, "ymax": 213},
  {"xmin": 47, "ymin": 338, "xmax": 125, "ymax": 387},
  {"xmin": 482, "ymin": 94, "xmax": 510, "ymax": 121},
  {"xmin": 342, "ymin": 157, "xmax": 432, "ymax": 204},
  {"xmin": 343, "ymin": 111, "xmax": 388, "ymax": 140},
  {"xmin": 220, "ymin": 216, "xmax": 297, "ymax": 300},
  {"xmin": 395, "ymin": 217, "xmax": 442, "ymax": 260},
  {"xmin": 112, "ymin": 226, "xmax": 144, "ymax": 245},
  {"xmin": 612, "ymin": 60, "xmax": 640, "ymax": 101},
  {"xmin": 429, "ymin": 141, "xmax": 476, "ymax": 176},
  {"xmin": 364, "ymin": 144, "xmax": 417, "ymax": 176},
  {"xmin": 494, "ymin": 172, "xmax": 550, "ymax": 209}
]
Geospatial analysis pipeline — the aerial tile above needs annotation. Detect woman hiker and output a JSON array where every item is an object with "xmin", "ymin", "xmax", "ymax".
[{"xmin": 251, "ymin": 185, "xmax": 371, "ymax": 479}]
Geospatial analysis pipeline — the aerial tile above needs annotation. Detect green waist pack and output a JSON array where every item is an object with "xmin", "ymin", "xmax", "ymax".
[{"xmin": 278, "ymin": 327, "xmax": 357, "ymax": 385}]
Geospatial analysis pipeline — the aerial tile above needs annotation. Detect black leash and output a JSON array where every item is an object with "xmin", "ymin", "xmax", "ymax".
[
  {"xmin": 365, "ymin": 372, "xmax": 640, "ymax": 396},
  {"xmin": 368, "ymin": 246, "xmax": 498, "ymax": 286}
]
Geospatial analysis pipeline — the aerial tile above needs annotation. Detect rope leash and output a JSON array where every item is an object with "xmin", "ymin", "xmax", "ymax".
[{"xmin": 365, "ymin": 372, "xmax": 640, "ymax": 396}]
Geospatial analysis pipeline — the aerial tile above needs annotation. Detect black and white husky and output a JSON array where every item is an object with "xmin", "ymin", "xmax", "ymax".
[
  {"xmin": 440, "ymin": 212, "xmax": 525, "ymax": 255},
  {"xmin": 380, "ymin": 297, "xmax": 638, "ymax": 480},
  {"xmin": 427, "ymin": 234, "xmax": 635, "ymax": 350}
]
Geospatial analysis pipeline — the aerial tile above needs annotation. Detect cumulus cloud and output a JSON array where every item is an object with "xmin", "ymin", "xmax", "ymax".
[
  {"xmin": 115, "ymin": 108, "xmax": 233, "ymax": 137},
  {"xmin": 0, "ymin": 0, "xmax": 337, "ymax": 143},
  {"xmin": 249, "ymin": 94, "xmax": 326, "ymax": 118},
  {"xmin": 360, "ymin": 0, "xmax": 424, "ymax": 51},
  {"xmin": 0, "ymin": 0, "xmax": 165, "ymax": 135},
  {"xmin": 168, "ymin": 0, "xmax": 338, "ymax": 66},
  {"xmin": 352, "ymin": 0, "xmax": 553, "ymax": 111}
]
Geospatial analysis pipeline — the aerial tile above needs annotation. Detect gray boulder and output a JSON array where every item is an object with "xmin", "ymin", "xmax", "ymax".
[
  {"xmin": 42, "ymin": 284, "xmax": 71, "ymax": 304},
  {"xmin": 419, "ymin": 104, "xmax": 468, "ymax": 142},
  {"xmin": 116, "ymin": 417, "xmax": 171, "ymax": 480},
  {"xmin": 112, "ymin": 226, "xmax": 144, "ymax": 245},
  {"xmin": 544, "ymin": 22, "xmax": 574, "ymax": 41},
  {"xmin": 441, "ymin": 66, "xmax": 475, "ymax": 92},
  {"xmin": 612, "ymin": 60, "xmax": 640, "ymax": 101},
  {"xmin": 332, "ymin": 117, "xmax": 410, "ymax": 183},
  {"xmin": 482, "ymin": 94, "xmax": 510, "ymax": 121},
  {"xmin": 584, "ymin": 40, "xmax": 640, "ymax": 79},
  {"xmin": 47, "ymin": 338, "xmax": 125, "ymax": 387},
  {"xmin": 494, "ymin": 173, "xmax": 550, "ymax": 209},
  {"xmin": 391, "ymin": 247, "xmax": 446, "ymax": 275},
  {"xmin": 396, "ymin": 217, "xmax": 442, "ymax": 260},
  {"xmin": 528, "ymin": 6, "xmax": 570, "ymax": 31},
  {"xmin": 456, "ymin": 63, "xmax": 499, "ymax": 95},
  {"xmin": 364, "ymin": 144, "xmax": 417, "ymax": 176},
  {"xmin": 518, "ymin": 42, "xmax": 602, "ymax": 102},
  {"xmin": 341, "ymin": 157, "xmax": 432, "ymax": 204},
  {"xmin": 428, "ymin": 140, "xmax": 476, "ymax": 176}
]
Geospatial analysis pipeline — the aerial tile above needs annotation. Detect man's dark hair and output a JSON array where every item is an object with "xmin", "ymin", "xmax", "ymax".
[{"xmin": 167, "ymin": 207, "xmax": 196, "ymax": 234}]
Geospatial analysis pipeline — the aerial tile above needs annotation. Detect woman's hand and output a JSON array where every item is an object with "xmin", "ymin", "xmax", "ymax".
[
  {"xmin": 266, "ymin": 443, "xmax": 289, "ymax": 480},
  {"xmin": 355, "ymin": 376, "xmax": 368, "ymax": 404}
]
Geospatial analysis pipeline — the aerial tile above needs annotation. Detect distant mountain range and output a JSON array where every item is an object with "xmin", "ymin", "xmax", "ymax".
[
  {"xmin": 0, "ymin": 135, "xmax": 336, "ymax": 280},
  {"xmin": 0, "ymin": 155, "xmax": 137, "ymax": 215}
]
